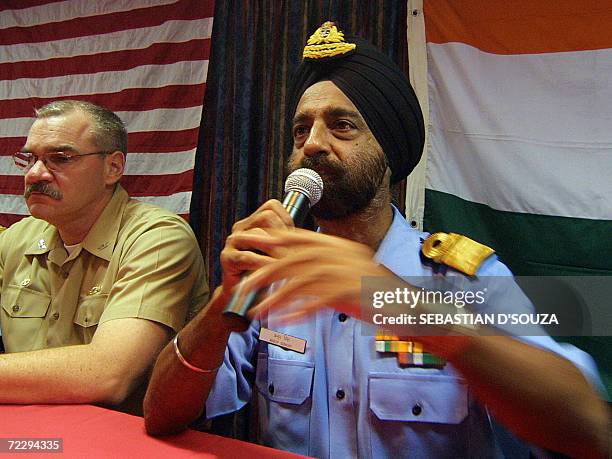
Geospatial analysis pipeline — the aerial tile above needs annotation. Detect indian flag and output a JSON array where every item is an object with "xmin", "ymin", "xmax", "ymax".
[{"xmin": 420, "ymin": 1, "xmax": 612, "ymax": 391}]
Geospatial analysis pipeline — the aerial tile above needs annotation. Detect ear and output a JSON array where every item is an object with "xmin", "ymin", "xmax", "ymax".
[{"xmin": 104, "ymin": 151, "xmax": 125, "ymax": 186}]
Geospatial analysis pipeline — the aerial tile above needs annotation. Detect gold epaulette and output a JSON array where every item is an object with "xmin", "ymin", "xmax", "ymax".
[
  {"xmin": 421, "ymin": 232, "xmax": 494, "ymax": 276},
  {"xmin": 0, "ymin": 225, "xmax": 6, "ymax": 233}
]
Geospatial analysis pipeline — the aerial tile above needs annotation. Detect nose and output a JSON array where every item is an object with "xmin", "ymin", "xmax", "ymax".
[
  {"xmin": 24, "ymin": 159, "xmax": 53, "ymax": 185},
  {"xmin": 302, "ymin": 121, "xmax": 330, "ymax": 157}
]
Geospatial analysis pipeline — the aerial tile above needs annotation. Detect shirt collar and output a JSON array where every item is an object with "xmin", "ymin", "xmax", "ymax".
[
  {"xmin": 23, "ymin": 185, "xmax": 128, "ymax": 263},
  {"xmin": 80, "ymin": 185, "xmax": 128, "ymax": 261},
  {"xmin": 24, "ymin": 224, "xmax": 61, "ymax": 256},
  {"xmin": 375, "ymin": 205, "xmax": 430, "ymax": 276}
]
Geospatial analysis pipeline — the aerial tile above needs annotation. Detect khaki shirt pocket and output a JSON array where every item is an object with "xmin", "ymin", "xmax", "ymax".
[
  {"xmin": 74, "ymin": 294, "xmax": 108, "ymax": 343},
  {"xmin": 1, "ymin": 285, "xmax": 51, "ymax": 351}
]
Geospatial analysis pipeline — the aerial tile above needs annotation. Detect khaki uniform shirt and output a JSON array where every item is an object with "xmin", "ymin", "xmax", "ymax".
[{"xmin": 0, "ymin": 185, "xmax": 209, "ymax": 353}]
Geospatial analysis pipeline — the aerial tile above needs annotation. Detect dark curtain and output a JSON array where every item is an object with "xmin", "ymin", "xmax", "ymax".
[{"xmin": 190, "ymin": 0, "xmax": 409, "ymax": 288}]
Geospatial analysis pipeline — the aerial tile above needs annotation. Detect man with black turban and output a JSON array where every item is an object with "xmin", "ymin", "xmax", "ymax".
[{"xmin": 144, "ymin": 22, "xmax": 609, "ymax": 458}]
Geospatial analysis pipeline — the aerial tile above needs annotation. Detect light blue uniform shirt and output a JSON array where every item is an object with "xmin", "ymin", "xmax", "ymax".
[{"xmin": 206, "ymin": 207, "xmax": 601, "ymax": 458}]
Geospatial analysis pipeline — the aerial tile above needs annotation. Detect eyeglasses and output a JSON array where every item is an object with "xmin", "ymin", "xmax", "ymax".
[{"xmin": 13, "ymin": 151, "xmax": 110, "ymax": 173}]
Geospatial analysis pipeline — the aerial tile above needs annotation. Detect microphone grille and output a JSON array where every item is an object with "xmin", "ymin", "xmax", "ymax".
[{"xmin": 284, "ymin": 168, "xmax": 324, "ymax": 206}]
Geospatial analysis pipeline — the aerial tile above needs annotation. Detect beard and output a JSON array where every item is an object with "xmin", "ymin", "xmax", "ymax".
[{"xmin": 287, "ymin": 149, "xmax": 387, "ymax": 220}]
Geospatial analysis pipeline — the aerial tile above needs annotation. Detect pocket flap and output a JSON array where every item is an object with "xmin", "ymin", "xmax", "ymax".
[
  {"xmin": 256, "ymin": 357, "xmax": 314, "ymax": 405},
  {"xmin": 73, "ymin": 295, "xmax": 107, "ymax": 328},
  {"xmin": 1, "ymin": 285, "xmax": 50, "ymax": 318},
  {"xmin": 369, "ymin": 373, "xmax": 468, "ymax": 424}
]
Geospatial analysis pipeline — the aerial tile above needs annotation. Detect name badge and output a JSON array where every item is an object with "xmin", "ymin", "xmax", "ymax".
[{"xmin": 259, "ymin": 327, "xmax": 306, "ymax": 354}]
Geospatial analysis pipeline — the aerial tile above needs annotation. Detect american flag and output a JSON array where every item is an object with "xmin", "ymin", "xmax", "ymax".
[{"xmin": 0, "ymin": 0, "xmax": 214, "ymax": 226}]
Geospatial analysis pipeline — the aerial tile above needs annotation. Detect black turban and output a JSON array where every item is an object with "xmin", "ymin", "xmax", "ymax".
[{"xmin": 288, "ymin": 23, "xmax": 425, "ymax": 184}]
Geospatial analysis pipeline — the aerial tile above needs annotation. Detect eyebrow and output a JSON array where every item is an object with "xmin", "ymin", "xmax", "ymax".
[
  {"xmin": 20, "ymin": 145, "xmax": 79, "ymax": 154},
  {"xmin": 292, "ymin": 107, "xmax": 363, "ymax": 125}
]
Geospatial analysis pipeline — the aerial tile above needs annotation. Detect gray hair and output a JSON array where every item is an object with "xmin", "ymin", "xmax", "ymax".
[{"xmin": 35, "ymin": 100, "xmax": 128, "ymax": 154}]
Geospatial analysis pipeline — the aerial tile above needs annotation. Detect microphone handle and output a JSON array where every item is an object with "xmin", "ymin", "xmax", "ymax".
[
  {"xmin": 282, "ymin": 191, "xmax": 310, "ymax": 226},
  {"xmin": 222, "ymin": 191, "xmax": 311, "ymax": 321}
]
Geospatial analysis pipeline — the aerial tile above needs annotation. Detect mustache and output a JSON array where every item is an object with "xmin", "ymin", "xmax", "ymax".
[
  {"xmin": 298, "ymin": 154, "xmax": 345, "ymax": 177},
  {"xmin": 24, "ymin": 182, "xmax": 62, "ymax": 200}
]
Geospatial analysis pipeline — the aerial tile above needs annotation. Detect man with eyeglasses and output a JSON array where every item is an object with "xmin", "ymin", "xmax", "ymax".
[{"xmin": 0, "ymin": 100, "xmax": 209, "ymax": 413}]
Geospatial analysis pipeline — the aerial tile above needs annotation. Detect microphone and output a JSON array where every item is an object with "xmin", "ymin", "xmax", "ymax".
[{"xmin": 223, "ymin": 168, "xmax": 324, "ymax": 321}]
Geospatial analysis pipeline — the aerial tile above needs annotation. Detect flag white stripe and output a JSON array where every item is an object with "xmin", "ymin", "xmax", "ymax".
[
  {"xmin": 0, "ymin": 191, "xmax": 192, "ymax": 216},
  {"xmin": 0, "ymin": 157, "xmax": 21, "ymax": 176},
  {"xmin": 136, "ymin": 191, "xmax": 192, "ymax": 214},
  {"xmin": 0, "ymin": 150, "xmax": 196, "ymax": 176},
  {"xmin": 125, "ymin": 150, "xmax": 196, "ymax": 175},
  {"xmin": 0, "ymin": 0, "xmax": 178, "ymax": 29},
  {"xmin": 427, "ymin": 42, "xmax": 612, "ymax": 220},
  {"xmin": 0, "ymin": 60, "xmax": 208, "ymax": 101},
  {"xmin": 0, "ymin": 18, "xmax": 213, "ymax": 65},
  {"xmin": 1, "ymin": 107, "xmax": 203, "ymax": 138},
  {"xmin": 427, "ymin": 127, "xmax": 612, "ymax": 220},
  {"xmin": 119, "ymin": 107, "xmax": 203, "ymax": 133},
  {"xmin": 0, "ymin": 194, "xmax": 27, "ymax": 215},
  {"xmin": 428, "ymin": 43, "xmax": 612, "ymax": 145}
]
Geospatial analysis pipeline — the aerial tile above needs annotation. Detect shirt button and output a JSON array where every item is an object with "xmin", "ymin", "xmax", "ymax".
[
  {"xmin": 12, "ymin": 304, "xmax": 20, "ymax": 312},
  {"xmin": 60, "ymin": 269, "xmax": 69, "ymax": 279},
  {"xmin": 336, "ymin": 389, "xmax": 345, "ymax": 400},
  {"xmin": 412, "ymin": 403, "xmax": 422, "ymax": 416},
  {"xmin": 51, "ymin": 312, "xmax": 60, "ymax": 320},
  {"xmin": 268, "ymin": 384, "xmax": 275, "ymax": 395},
  {"xmin": 338, "ymin": 313, "xmax": 348, "ymax": 322}
]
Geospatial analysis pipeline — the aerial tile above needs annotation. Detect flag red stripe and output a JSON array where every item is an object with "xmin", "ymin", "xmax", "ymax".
[
  {"xmin": 0, "ymin": 213, "xmax": 28, "ymax": 227},
  {"xmin": 127, "ymin": 129, "xmax": 201, "ymax": 153},
  {"xmin": 0, "ymin": 85, "xmax": 206, "ymax": 120},
  {"xmin": 0, "ymin": 177, "xmax": 22, "ymax": 195},
  {"xmin": 122, "ymin": 171, "xmax": 194, "ymax": 196},
  {"xmin": 1, "ymin": 128, "xmax": 201, "ymax": 155},
  {"xmin": 1, "ymin": 39, "xmax": 211, "ymax": 81},
  {"xmin": 0, "ymin": 0, "xmax": 60, "ymax": 12},
  {"xmin": 0, "ymin": 170, "xmax": 193, "ymax": 197},
  {"xmin": 0, "ymin": 0, "xmax": 214, "ymax": 45}
]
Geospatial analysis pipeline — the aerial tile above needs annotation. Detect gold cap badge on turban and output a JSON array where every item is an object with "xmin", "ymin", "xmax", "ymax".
[{"xmin": 303, "ymin": 21, "xmax": 356, "ymax": 60}]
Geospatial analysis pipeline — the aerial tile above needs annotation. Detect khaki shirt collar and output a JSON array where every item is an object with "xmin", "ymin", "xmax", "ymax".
[
  {"xmin": 81, "ymin": 185, "xmax": 128, "ymax": 261},
  {"xmin": 24, "ymin": 224, "xmax": 61, "ymax": 257},
  {"xmin": 23, "ymin": 185, "xmax": 129, "ymax": 263}
]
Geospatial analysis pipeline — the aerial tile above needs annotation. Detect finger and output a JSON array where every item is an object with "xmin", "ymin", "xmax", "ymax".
[
  {"xmin": 263, "ymin": 227, "xmax": 376, "ymax": 255},
  {"xmin": 240, "ymin": 255, "xmax": 339, "ymax": 294},
  {"xmin": 260, "ymin": 309, "xmax": 311, "ymax": 325},
  {"xmin": 247, "ymin": 274, "xmax": 362, "ymax": 320},
  {"xmin": 220, "ymin": 245, "xmax": 277, "ymax": 274},
  {"xmin": 241, "ymin": 249, "xmax": 380, "ymax": 295},
  {"xmin": 231, "ymin": 200, "xmax": 295, "ymax": 232},
  {"xmin": 226, "ymin": 231, "xmax": 291, "ymax": 260}
]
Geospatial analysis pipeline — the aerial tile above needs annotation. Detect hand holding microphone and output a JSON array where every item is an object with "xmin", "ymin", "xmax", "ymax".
[{"xmin": 222, "ymin": 168, "xmax": 323, "ymax": 321}]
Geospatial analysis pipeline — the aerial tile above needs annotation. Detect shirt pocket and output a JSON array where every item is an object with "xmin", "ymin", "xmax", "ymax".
[
  {"xmin": 369, "ymin": 372, "xmax": 468, "ymax": 424},
  {"xmin": 0, "ymin": 285, "xmax": 51, "ymax": 351},
  {"xmin": 255, "ymin": 356, "xmax": 314, "ymax": 455},
  {"xmin": 368, "ymin": 372, "xmax": 471, "ymax": 457},
  {"xmin": 73, "ymin": 294, "xmax": 108, "ymax": 343}
]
